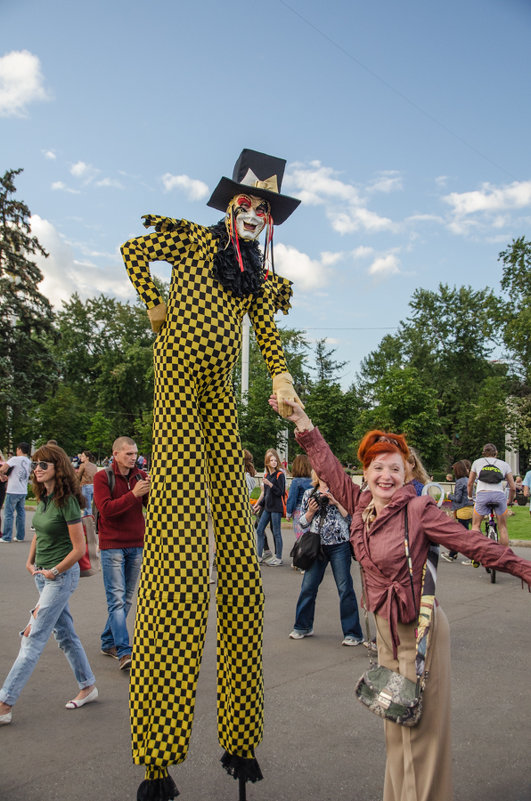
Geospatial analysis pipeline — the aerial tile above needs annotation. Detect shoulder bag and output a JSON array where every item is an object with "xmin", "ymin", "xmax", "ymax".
[
  {"xmin": 354, "ymin": 507, "xmax": 438, "ymax": 727},
  {"xmin": 78, "ymin": 514, "xmax": 101, "ymax": 577},
  {"xmin": 290, "ymin": 489, "xmax": 326, "ymax": 570}
]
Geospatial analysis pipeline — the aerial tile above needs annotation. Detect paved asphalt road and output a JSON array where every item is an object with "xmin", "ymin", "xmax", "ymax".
[{"xmin": 0, "ymin": 513, "xmax": 530, "ymax": 801}]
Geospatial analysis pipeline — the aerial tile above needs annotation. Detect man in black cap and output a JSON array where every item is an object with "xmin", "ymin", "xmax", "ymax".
[{"xmin": 121, "ymin": 149, "xmax": 301, "ymax": 800}]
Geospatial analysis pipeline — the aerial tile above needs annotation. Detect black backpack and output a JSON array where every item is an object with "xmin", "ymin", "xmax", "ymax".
[
  {"xmin": 478, "ymin": 459, "xmax": 504, "ymax": 484},
  {"xmin": 92, "ymin": 467, "xmax": 115, "ymax": 534}
]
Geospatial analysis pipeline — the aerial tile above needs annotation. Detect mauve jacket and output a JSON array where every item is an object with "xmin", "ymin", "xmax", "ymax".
[{"xmin": 296, "ymin": 427, "xmax": 531, "ymax": 656}]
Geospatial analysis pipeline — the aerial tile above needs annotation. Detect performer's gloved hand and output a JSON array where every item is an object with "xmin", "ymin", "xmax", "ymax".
[
  {"xmin": 147, "ymin": 302, "xmax": 167, "ymax": 333},
  {"xmin": 272, "ymin": 372, "xmax": 304, "ymax": 419}
]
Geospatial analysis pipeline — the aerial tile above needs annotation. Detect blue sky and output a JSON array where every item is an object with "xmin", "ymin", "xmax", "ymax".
[{"xmin": 2, "ymin": 0, "xmax": 531, "ymax": 387}]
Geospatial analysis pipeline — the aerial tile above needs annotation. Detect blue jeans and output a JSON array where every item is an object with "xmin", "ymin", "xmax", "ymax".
[
  {"xmin": 2, "ymin": 493, "xmax": 26, "ymax": 541},
  {"xmin": 0, "ymin": 564, "xmax": 95, "ymax": 706},
  {"xmin": 81, "ymin": 484, "xmax": 93, "ymax": 516},
  {"xmin": 256, "ymin": 510, "xmax": 282, "ymax": 558},
  {"xmin": 293, "ymin": 541, "xmax": 363, "ymax": 639},
  {"xmin": 100, "ymin": 547, "xmax": 143, "ymax": 658}
]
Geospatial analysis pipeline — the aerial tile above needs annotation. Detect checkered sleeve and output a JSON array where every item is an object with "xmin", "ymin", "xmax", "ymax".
[
  {"xmin": 248, "ymin": 279, "xmax": 289, "ymax": 378},
  {"xmin": 120, "ymin": 217, "xmax": 191, "ymax": 309}
]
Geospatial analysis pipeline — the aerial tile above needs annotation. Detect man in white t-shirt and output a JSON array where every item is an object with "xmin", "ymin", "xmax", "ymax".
[
  {"xmin": 0, "ymin": 442, "xmax": 31, "ymax": 543},
  {"xmin": 468, "ymin": 443, "xmax": 515, "ymax": 546}
]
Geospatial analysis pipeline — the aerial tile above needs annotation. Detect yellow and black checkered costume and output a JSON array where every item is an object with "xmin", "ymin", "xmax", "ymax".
[{"xmin": 121, "ymin": 215, "xmax": 292, "ymax": 791}]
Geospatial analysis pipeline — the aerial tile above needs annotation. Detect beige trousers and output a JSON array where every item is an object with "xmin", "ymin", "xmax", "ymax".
[{"xmin": 375, "ymin": 606, "xmax": 452, "ymax": 801}]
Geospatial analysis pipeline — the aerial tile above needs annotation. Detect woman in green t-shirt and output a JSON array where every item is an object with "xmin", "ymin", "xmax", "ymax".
[{"xmin": 0, "ymin": 445, "xmax": 97, "ymax": 726}]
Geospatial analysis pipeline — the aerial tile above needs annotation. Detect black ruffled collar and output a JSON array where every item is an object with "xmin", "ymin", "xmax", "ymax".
[{"xmin": 209, "ymin": 220, "xmax": 265, "ymax": 298}]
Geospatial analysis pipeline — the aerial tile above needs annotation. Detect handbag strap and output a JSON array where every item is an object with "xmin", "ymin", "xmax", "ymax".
[{"xmin": 402, "ymin": 507, "xmax": 419, "ymax": 619}]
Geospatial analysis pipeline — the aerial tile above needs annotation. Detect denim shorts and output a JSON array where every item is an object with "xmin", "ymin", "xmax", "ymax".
[{"xmin": 475, "ymin": 490, "xmax": 507, "ymax": 516}]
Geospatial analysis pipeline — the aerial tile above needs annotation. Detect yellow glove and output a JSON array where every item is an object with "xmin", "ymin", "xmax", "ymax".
[
  {"xmin": 272, "ymin": 372, "xmax": 304, "ymax": 419},
  {"xmin": 147, "ymin": 302, "xmax": 167, "ymax": 333}
]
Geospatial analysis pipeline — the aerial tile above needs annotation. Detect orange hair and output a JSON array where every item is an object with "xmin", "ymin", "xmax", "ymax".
[{"xmin": 357, "ymin": 430, "xmax": 409, "ymax": 470}]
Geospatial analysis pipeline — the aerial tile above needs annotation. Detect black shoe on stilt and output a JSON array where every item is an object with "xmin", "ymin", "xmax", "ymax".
[
  {"xmin": 137, "ymin": 768, "xmax": 179, "ymax": 800},
  {"xmin": 221, "ymin": 750, "xmax": 263, "ymax": 800}
]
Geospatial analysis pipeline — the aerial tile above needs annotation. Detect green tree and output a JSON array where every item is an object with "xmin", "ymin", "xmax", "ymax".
[
  {"xmin": 356, "ymin": 283, "xmax": 505, "ymax": 468},
  {"xmin": 498, "ymin": 237, "xmax": 531, "ymax": 383},
  {"xmin": 453, "ymin": 375, "xmax": 509, "ymax": 459},
  {"xmin": 304, "ymin": 339, "xmax": 357, "ymax": 463},
  {"xmin": 85, "ymin": 411, "xmax": 115, "ymax": 461},
  {"xmin": 353, "ymin": 366, "xmax": 445, "ymax": 470},
  {"xmin": 235, "ymin": 327, "xmax": 310, "ymax": 465},
  {"xmin": 52, "ymin": 292, "xmax": 156, "ymax": 446},
  {"xmin": 34, "ymin": 385, "xmax": 91, "ymax": 454},
  {"xmin": 313, "ymin": 338, "xmax": 347, "ymax": 382},
  {"xmin": 0, "ymin": 168, "xmax": 57, "ymax": 448},
  {"xmin": 133, "ymin": 409, "xmax": 153, "ymax": 460}
]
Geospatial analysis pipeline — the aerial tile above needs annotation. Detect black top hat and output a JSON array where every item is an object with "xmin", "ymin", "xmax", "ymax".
[{"xmin": 207, "ymin": 148, "xmax": 301, "ymax": 225}]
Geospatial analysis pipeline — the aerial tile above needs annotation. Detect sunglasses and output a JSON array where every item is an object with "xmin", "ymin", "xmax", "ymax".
[
  {"xmin": 31, "ymin": 461, "xmax": 54, "ymax": 471},
  {"xmin": 377, "ymin": 436, "xmax": 400, "ymax": 448}
]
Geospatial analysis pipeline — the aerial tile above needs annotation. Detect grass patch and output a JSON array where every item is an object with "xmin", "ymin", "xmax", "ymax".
[{"xmin": 507, "ymin": 504, "xmax": 531, "ymax": 540}]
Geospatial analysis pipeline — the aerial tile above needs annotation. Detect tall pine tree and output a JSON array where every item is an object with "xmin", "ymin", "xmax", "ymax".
[{"xmin": 0, "ymin": 168, "xmax": 57, "ymax": 449}]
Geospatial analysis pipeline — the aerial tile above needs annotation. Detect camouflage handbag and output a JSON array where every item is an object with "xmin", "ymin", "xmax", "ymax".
[
  {"xmin": 355, "ymin": 665, "xmax": 421, "ymax": 726},
  {"xmin": 355, "ymin": 507, "xmax": 438, "ymax": 727}
]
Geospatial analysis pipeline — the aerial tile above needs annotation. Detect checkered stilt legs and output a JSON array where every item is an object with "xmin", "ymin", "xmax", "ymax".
[
  {"xmin": 130, "ymin": 372, "xmax": 264, "ymax": 786},
  {"xmin": 129, "ymin": 371, "xmax": 211, "ymax": 772},
  {"xmin": 201, "ymin": 385, "xmax": 264, "ymax": 758}
]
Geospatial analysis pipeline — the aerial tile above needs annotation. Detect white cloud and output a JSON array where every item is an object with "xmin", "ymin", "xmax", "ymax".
[
  {"xmin": 368, "ymin": 253, "xmax": 401, "ymax": 277},
  {"xmin": 444, "ymin": 180, "xmax": 531, "ymax": 216},
  {"xmin": 406, "ymin": 213, "xmax": 444, "ymax": 224},
  {"xmin": 70, "ymin": 161, "xmax": 101, "ymax": 183},
  {"xmin": 30, "ymin": 215, "xmax": 135, "ymax": 306},
  {"xmin": 95, "ymin": 177, "xmax": 124, "ymax": 189},
  {"xmin": 51, "ymin": 181, "xmax": 80, "ymax": 194},
  {"xmin": 331, "ymin": 206, "xmax": 395, "ymax": 234},
  {"xmin": 320, "ymin": 251, "xmax": 344, "ymax": 266},
  {"xmin": 70, "ymin": 161, "xmax": 90, "ymax": 178},
  {"xmin": 285, "ymin": 160, "xmax": 397, "ymax": 234},
  {"xmin": 351, "ymin": 245, "xmax": 374, "ymax": 259},
  {"xmin": 161, "ymin": 172, "xmax": 209, "ymax": 200},
  {"xmin": 274, "ymin": 242, "xmax": 329, "ymax": 291},
  {"xmin": 0, "ymin": 50, "xmax": 50, "ymax": 117},
  {"xmin": 285, "ymin": 161, "xmax": 361, "ymax": 206},
  {"xmin": 367, "ymin": 171, "xmax": 403, "ymax": 194},
  {"xmin": 42, "ymin": 149, "xmax": 56, "ymax": 160}
]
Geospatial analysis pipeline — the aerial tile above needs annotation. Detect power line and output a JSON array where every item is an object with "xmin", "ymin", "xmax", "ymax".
[
  {"xmin": 279, "ymin": 0, "xmax": 517, "ymax": 181},
  {"xmin": 299, "ymin": 326, "xmax": 398, "ymax": 331}
]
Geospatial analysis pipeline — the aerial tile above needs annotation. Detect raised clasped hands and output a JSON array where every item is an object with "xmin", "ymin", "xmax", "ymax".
[{"xmin": 268, "ymin": 395, "xmax": 313, "ymax": 432}]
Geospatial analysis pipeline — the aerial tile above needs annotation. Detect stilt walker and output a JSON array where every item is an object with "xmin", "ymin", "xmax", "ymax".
[{"xmin": 121, "ymin": 149, "xmax": 302, "ymax": 800}]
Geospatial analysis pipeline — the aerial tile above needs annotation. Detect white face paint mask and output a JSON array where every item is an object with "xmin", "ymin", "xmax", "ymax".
[{"xmin": 228, "ymin": 194, "xmax": 270, "ymax": 240}]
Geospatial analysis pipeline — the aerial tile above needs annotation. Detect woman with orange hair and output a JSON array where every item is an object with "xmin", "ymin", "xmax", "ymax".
[{"xmin": 268, "ymin": 396, "xmax": 531, "ymax": 801}]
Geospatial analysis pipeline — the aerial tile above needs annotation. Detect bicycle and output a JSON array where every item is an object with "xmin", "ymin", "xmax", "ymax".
[{"xmin": 484, "ymin": 502, "xmax": 498, "ymax": 584}]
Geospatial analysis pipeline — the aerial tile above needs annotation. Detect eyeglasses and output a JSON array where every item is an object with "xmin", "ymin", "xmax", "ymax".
[
  {"xmin": 377, "ymin": 436, "xmax": 400, "ymax": 448},
  {"xmin": 31, "ymin": 461, "xmax": 54, "ymax": 471}
]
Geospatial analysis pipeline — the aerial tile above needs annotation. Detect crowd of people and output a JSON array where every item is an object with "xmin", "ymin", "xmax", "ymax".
[{"xmin": 0, "ymin": 429, "xmax": 529, "ymax": 801}]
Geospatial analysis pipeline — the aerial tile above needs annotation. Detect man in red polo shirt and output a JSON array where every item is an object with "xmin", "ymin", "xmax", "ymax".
[{"xmin": 94, "ymin": 437, "xmax": 150, "ymax": 670}]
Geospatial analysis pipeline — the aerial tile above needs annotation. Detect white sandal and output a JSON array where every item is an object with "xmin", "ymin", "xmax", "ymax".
[{"xmin": 65, "ymin": 686, "xmax": 98, "ymax": 709}]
